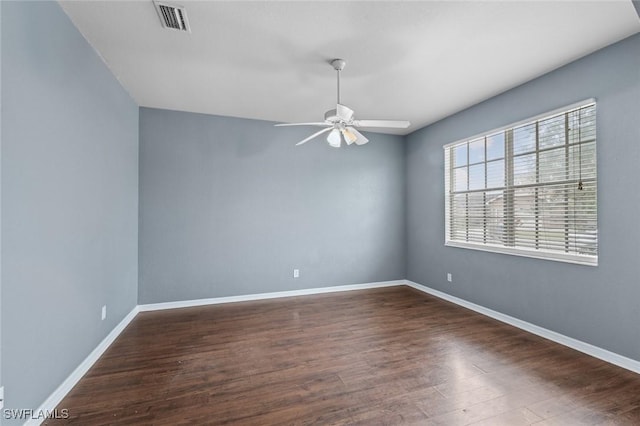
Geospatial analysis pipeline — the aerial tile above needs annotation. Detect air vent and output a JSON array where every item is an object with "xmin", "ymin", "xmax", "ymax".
[{"xmin": 153, "ymin": 2, "xmax": 190, "ymax": 32}]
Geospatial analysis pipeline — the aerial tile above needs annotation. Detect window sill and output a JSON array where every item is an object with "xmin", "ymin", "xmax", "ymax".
[{"xmin": 445, "ymin": 240, "xmax": 598, "ymax": 266}]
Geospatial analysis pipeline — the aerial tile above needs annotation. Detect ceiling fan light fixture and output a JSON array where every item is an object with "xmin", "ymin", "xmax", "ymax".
[
  {"xmin": 327, "ymin": 128, "xmax": 342, "ymax": 148},
  {"xmin": 351, "ymin": 127, "xmax": 369, "ymax": 146},
  {"xmin": 342, "ymin": 128, "xmax": 357, "ymax": 145}
]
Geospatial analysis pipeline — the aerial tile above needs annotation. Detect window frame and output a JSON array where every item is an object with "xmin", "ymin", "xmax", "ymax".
[{"xmin": 443, "ymin": 99, "xmax": 597, "ymax": 266}]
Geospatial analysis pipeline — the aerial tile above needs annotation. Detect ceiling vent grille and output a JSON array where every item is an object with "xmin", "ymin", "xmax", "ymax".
[{"xmin": 154, "ymin": 2, "xmax": 190, "ymax": 32}]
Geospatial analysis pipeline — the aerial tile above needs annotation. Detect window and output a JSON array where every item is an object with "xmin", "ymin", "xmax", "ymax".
[{"xmin": 444, "ymin": 101, "xmax": 597, "ymax": 265}]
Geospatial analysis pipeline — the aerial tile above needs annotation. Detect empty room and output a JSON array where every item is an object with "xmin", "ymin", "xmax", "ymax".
[{"xmin": 2, "ymin": 0, "xmax": 640, "ymax": 424}]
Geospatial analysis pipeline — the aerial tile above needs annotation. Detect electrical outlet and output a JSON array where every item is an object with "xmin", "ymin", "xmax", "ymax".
[
  {"xmin": 293, "ymin": 269, "xmax": 300, "ymax": 278},
  {"xmin": 447, "ymin": 273, "xmax": 452, "ymax": 283},
  {"xmin": 101, "ymin": 305, "xmax": 107, "ymax": 321}
]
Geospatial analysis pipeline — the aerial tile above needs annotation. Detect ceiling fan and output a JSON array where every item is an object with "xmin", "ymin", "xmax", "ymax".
[{"xmin": 275, "ymin": 59, "xmax": 410, "ymax": 147}]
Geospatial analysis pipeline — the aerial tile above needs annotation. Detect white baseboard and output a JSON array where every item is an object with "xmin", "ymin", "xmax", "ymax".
[
  {"xmin": 405, "ymin": 279, "xmax": 640, "ymax": 375},
  {"xmin": 138, "ymin": 280, "xmax": 405, "ymax": 312},
  {"xmin": 25, "ymin": 306, "xmax": 140, "ymax": 426}
]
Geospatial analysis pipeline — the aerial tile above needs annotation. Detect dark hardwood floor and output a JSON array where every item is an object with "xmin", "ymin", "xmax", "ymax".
[{"xmin": 47, "ymin": 286, "xmax": 640, "ymax": 425}]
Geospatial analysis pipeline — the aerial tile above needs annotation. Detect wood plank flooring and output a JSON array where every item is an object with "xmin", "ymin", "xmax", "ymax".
[{"xmin": 47, "ymin": 286, "xmax": 640, "ymax": 425}]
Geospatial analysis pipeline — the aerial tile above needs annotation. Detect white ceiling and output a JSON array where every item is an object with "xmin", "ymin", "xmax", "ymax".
[{"xmin": 60, "ymin": 1, "xmax": 640, "ymax": 135}]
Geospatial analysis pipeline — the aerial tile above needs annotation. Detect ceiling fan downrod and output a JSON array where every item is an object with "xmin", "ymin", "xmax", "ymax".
[{"xmin": 330, "ymin": 59, "xmax": 346, "ymax": 105}]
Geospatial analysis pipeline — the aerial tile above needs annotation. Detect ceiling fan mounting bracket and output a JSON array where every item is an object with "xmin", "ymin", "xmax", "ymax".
[{"xmin": 330, "ymin": 59, "xmax": 346, "ymax": 71}]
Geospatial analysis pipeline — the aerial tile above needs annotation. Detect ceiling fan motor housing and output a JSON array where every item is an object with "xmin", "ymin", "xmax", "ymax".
[{"xmin": 324, "ymin": 109, "xmax": 340, "ymax": 122}]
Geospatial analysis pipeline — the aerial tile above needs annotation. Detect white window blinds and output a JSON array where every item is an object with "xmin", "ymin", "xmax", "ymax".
[{"xmin": 444, "ymin": 101, "xmax": 597, "ymax": 265}]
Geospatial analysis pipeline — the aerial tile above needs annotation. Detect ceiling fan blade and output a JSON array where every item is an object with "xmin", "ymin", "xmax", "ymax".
[
  {"xmin": 295, "ymin": 127, "xmax": 332, "ymax": 146},
  {"xmin": 336, "ymin": 104, "xmax": 354, "ymax": 121},
  {"xmin": 353, "ymin": 119, "xmax": 410, "ymax": 129},
  {"xmin": 348, "ymin": 127, "xmax": 369, "ymax": 145},
  {"xmin": 275, "ymin": 122, "xmax": 328, "ymax": 127}
]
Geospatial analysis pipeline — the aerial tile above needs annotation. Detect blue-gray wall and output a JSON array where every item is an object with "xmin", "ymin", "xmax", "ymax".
[
  {"xmin": 139, "ymin": 108, "xmax": 405, "ymax": 303},
  {"xmin": 1, "ymin": 1, "xmax": 139, "ymax": 420},
  {"xmin": 406, "ymin": 33, "xmax": 640, "ymax": 361}
]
